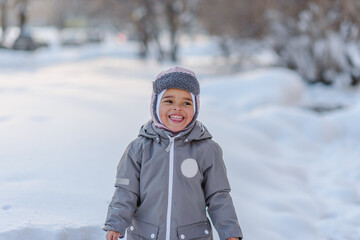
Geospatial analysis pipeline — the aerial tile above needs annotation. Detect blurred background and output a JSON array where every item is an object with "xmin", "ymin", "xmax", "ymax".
[
  {"xmin": 1, "ymin": 1, "xmax": 360, "ymax": 240},
  {"xmin": 1, "ymin": 0, "xmax": 360, "ymax": 86}
]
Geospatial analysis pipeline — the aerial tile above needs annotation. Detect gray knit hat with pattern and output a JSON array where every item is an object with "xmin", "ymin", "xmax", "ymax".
[{"xmin": 151, "ymin": 66, "xmax": 200, "ymax": 132}]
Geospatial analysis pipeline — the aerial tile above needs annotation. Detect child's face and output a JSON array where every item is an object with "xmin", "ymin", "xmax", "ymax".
[{"xmin": 159, "ymin": 88, "xmax": 194, "ymax": 132}]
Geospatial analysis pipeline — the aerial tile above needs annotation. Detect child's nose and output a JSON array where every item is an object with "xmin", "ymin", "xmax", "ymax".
[{"xmin": 173, "ymin": 104, "xmax": 182, "ymax": 111}]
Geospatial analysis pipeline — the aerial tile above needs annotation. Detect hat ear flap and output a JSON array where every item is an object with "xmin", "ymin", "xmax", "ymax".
[{"xmin": 156, "ymin": 90, "xmax": 166, "ymax": 125}]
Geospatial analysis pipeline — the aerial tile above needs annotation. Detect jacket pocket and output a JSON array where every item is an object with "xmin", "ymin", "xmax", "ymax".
[
  {"xmin": 177, "ymin": 221, "xmax": 212, "ymax": 240},
  {"xmin": 127, "ymin": 218, "xmax": 159, "ymax": 240}
]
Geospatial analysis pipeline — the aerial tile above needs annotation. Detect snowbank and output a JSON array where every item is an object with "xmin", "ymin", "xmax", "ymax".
[
  {"xmin": 201, "ymin": 70, "xmax": 360, "ymax": 240},
  {"xmin": 201, "ymin": 68, "xmax": 304, "ymax": 113},
  {"xmin": 0, "ymin": 36, "xmax": 137, "ymax": 70}
]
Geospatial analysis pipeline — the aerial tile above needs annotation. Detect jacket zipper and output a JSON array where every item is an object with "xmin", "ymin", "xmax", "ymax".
[{"xmin": 165, "ymin": 136, "xmax": 175, "ymax": 240}]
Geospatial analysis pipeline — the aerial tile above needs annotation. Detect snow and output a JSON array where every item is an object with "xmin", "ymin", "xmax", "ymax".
[{"xmin": 1, "ymin": 39, "xmax": 360, "ymax": 240}]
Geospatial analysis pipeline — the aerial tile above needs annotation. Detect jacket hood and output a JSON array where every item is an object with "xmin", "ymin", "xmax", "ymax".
[{"xmin": 139, "ymin": 120, "xmax": 212, "ymax": 142}]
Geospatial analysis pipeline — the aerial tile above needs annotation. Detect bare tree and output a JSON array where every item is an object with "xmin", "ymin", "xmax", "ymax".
[
  {"xmin": 267, "ymin": 0, "xmax": 360, "ymax": 85},
  {"xmin": 128, "ymin": 0, "xmax": 194, "ymax": 62},
  {"xmin": 198, "ymin": 0, "xmax": 271, "ymax": 57},
  {"xmin": 197, "ymin": 0, "xmax": 360, "ymax": 86},
  {"xmin": 130, "ymin": 0, "xmax": 161, "ymax": 59},
  {"xmin": 162, "ymin": 0, "xmax": 184, "ymax": 61}
]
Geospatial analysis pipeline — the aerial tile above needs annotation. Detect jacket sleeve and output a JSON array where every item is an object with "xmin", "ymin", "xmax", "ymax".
[
  {"xmin": 203, "ymin": 141, "xmax": 243, "ymax": 240},
  {"xmin": 104, "ymin": 140, "xmax": 142, "ymax": 236}
]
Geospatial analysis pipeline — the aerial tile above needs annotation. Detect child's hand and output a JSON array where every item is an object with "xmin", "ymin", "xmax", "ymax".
[{"xmin": 106, "ymin": 230, "xmax": 121, "ymax": 240}]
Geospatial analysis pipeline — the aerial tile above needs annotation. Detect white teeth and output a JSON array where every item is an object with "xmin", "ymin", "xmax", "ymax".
[{"xmin": 170, "ymin": 115, "xmax": 183, "ymax": 119}]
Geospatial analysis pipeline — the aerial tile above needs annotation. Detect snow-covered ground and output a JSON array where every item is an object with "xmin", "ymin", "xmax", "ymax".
[{"xmin": 1, "ymin": 39, "xmax": 360, "ymax": 240}]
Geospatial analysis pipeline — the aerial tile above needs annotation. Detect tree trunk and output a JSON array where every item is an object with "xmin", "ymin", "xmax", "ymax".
[
  {"xmin": 165, "ymin": 1, "xmax": 179, "ymax": 62},
  {"xmin": 18, "ymin": 0, "xmax": 27, "ymax": 36},
  {"xmin": 0, "ymin": 0, "xmax": 7, "ymax": 45}
]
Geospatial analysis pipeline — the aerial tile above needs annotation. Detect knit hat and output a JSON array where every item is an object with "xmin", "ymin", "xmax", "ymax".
[{"xmin": 151, "ymin": 66, "xmax": 200, "ymax": 132}]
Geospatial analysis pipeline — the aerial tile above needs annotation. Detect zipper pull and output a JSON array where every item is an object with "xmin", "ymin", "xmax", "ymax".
[{"xmin": 165, "ymin": 137, "xmax": 174, "ymax": 152}]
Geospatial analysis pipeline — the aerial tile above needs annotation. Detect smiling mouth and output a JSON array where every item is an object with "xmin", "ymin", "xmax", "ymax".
[{"xmin": 169, "ymin": 114, "xmax": 184, "ymax": 123}]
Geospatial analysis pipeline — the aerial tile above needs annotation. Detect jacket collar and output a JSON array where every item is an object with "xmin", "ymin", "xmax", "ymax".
[{"xmin": 138, "ymin": 120, "xmax": 212, "ymax": 142}]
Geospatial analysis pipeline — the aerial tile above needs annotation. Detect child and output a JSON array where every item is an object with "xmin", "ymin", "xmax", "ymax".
[{"xmin": 104, "ymin": 67, "xmax": 243, "ymax": 240}]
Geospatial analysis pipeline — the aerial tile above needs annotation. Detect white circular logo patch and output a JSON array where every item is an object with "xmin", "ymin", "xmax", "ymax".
[{"xmin": 181, "ymin": 158, "xmax": 198, "ymax": 178}]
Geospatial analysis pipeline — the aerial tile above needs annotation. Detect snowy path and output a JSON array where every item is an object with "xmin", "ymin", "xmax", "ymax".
[
  {"xmin": 1, "ymin": 52, "xmax": 360, "ymax": 240},
  {"xmin": 0, "ymin": 57, "xmax": 161, "ymax": 239}
]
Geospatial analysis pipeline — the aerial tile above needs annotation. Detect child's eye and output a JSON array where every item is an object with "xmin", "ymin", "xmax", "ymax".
[
  {"xmin": 184, "ymin": 102, "xmax": 192, "ymax": 106},
  {"xmin": 163, "ymin": 100, "xmax": 173, "ymax": 103}
]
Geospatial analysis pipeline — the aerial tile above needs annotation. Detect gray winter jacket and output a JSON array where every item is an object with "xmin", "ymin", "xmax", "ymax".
[{"xmin": 104, "ymin": 121, "xmax": 243, "ymax": 240}]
